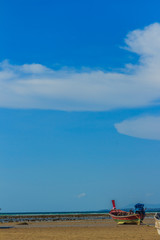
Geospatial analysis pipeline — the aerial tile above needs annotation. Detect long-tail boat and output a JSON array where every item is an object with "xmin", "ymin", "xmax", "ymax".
[{"xmin": 109, "ymin": 200, "xmax": 145, "ymax": 225}]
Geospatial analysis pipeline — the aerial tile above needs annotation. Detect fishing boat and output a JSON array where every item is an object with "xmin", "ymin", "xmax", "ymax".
[
  {"xmin": 155, "ymin": 213, "xmax": 160, "ymax": 235},
  {"xmin": 109, "ymin": 200, "xmax": 145, "ymax": 225}
]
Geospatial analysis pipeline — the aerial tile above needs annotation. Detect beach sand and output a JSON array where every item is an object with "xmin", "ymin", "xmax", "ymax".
[{"xmin": 0, "ymin": 218, "xmax": 159, "ymax": 240}]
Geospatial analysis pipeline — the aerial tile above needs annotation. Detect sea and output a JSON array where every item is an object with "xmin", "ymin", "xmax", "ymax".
[{"xmin": 0, "ymin": 209, "xmax": 159, "ymax": 223}]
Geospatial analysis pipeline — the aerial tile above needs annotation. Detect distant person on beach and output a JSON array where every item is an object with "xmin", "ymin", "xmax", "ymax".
[{"xmin": 129, "ymin": 210, "xmax": 134, "ymax": 215}]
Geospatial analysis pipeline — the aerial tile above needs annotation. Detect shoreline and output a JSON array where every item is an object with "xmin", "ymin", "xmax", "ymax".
[
  {"xmin": 0, "ymin": 212, "xmax": 155, "ymax": 223},
  {"xmin": 0, "ymin": 213, "xmax": 110, "ymax": 223}
]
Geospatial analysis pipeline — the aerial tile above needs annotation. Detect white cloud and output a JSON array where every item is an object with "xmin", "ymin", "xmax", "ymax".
[
  {"xmin": 77, "ymin": 193, "xmax": 86, "ymax": 198},
  {"xmin": 115, "ymin": 116, "xmax": 160, "ymax": 140},
  {"xmin": 1, "ymin": 23, "xmax": 160, "ymax": 110},
  {"xmin": 125, "ymin": 23, "xmax": 160, "ymax": 56},
  {"xmin": 146, "ymin": 193, "xmax": 153, "ymax": 197}
]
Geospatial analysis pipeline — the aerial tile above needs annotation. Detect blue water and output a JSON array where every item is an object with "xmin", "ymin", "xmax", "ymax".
[
  {"xmin": 0, "ymin": 208, "xmax": 159, "ymax": 216},
  {"xmin": 0, "ymin": 209, "xmax": 158, "ymax": 223},
  {"xmin": 0, "ymin": 210, "xmax": 109, "ymax": 216}
]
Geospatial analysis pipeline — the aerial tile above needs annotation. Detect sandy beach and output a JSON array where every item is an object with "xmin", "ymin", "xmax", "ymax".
[{"xmin": 0, "ymin": 218, "xmax": 159, "ymax": 240}]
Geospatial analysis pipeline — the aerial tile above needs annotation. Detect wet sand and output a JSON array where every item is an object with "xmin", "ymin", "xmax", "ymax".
[{"xmin": 0, "ymin": 218, "xmax": 159, "ymax": 240}]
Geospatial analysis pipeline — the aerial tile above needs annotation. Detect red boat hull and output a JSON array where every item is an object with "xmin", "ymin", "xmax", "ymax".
[
  {"xmin": 109, "ymin": 212, "xmax": 141, "ymax": 224},
  {"xmin": 109, "ymin": 200, "xmax": 145, "ymax": 225}
]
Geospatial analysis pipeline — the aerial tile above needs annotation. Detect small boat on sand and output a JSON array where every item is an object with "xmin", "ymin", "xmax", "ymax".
[
  {"xmin": 109, "ymin": 200, "xmax": 145, "ymax": 225},
  {"xmin": 155, "ymin": 213, "xmax": 160, "ymax": 235}
]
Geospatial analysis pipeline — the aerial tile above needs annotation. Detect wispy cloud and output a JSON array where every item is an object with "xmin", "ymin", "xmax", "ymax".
[
  {"xmin": 115, "ymin": 115, "xmax": 160, "ymax": 140},
  {"xmin": 146, "ymin": 193, "xmax": 153, "ymax": 197},
  {"xmin": 1, "ymin": 23, "xmax": 160, "ymax": 111},
  {"xmin": 77, "ymin": 193, "xmax": 86, "ymax": 198}
]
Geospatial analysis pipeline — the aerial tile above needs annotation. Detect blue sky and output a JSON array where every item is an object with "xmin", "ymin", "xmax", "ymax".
[{"xmin": 1, "ymin": 0, "xmax": 160, "ymax": 212}]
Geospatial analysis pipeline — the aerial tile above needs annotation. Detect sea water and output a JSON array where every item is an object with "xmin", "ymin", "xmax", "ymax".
[{"xmin": 0, "ymin": 209, "xmax": 158, "ymax": 223}]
